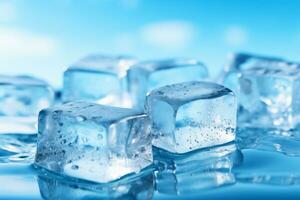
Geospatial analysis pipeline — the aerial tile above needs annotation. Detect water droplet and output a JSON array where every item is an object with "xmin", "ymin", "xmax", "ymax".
[
  {"xmin": 76, "ymin": 115, "xmax": 86, "ymax": 122},
  {"xmin": 71, "ymin": 165, "xmax": 79, "ymax": 170},
  {"xmin": 225, "ymin": 127, "xmax": 234, "ymax": 134},
  {"xmin": 139, "ymin": 147, "xmax": 146, "ymax": 153},
  {"xmin": 98, "ymin": 134, "xmax": 103, "ymax": 140},
  {"xmin": 54, "ymin": 110, "xmax": 62, "ymax": 114}
]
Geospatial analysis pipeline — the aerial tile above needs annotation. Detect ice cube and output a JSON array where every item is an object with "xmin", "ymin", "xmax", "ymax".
[
  {"xmin": 154, "ymin": 143, "xmax": 242, "ymax": 194},
  {"xmin": 146, "ymin": 81, "xmax": 237, "ymax": 154},
  {"xmin": 0, "ymin": 75, "xmax": 55, "ymax": 133},
  {"xmin": 238, "ymin": 65, "xmax": 300, "ymax": 129},
  {"xmin": 127, "ymin": 59, "xmax": 208, "ymax": 108},
  {"xmin": 62, "ymin": 55, "xmax": 137, "ymax": 107},
  {"xmin": 34, "ymin": 102, "xmax": 152, "ymax": 183},
  {"xmin": 221, "ymin": 53, "xmax": 285, "ymax": 93}
]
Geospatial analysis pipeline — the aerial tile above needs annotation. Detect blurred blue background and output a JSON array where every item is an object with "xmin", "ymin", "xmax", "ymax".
[{"xmin": 0, "ymin": 0, "xmax": 299, "ymax": 88}]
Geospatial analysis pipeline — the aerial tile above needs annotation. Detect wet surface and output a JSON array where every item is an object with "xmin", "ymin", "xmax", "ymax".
[{"xmin": 1, "ymin": 128, "xmax": 300, "ymax": 199}]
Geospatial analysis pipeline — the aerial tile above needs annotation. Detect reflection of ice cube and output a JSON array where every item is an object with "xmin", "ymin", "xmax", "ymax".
[
  {"xmin": 155, "ymin": 143, "xmax": 242, "ymax": 195},
  {"xmin": 238, "ymin": 66, "xmax": 300, "ymax": 129},
  {"xmin": 35, "ymin": 102, "xmax": 152, "ymax": 183},
  {"xmin": 146, "ymin": 81, "xmax": 237, "ymax": 154},
  {"xmin": 62, "ymin": 55, "xmax": 137, "ymax": 107},
  {"xmin": 0, "ymin": 75, "xmax": 54, "ymax": 134},
  {"xmin": 128, "ymin": 59, "xmax": 208, "ymax": 108},
  {"xmin": 37, "ymin": 167, "xmax": 154, "ymax": 200}
]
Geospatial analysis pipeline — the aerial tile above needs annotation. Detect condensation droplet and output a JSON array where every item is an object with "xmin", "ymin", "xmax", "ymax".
[
  {"xmin": 76, "ymin": 115, "xmax": 87, "ymax": 122},
  {"xmin": 71, "ymin": 165, "xmax": 79, "ymax": 170}
]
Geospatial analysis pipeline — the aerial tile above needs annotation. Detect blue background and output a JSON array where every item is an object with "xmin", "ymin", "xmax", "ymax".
[{"xmin": 0, "ymin": 0, "xmax": 299, "ymax": 88}]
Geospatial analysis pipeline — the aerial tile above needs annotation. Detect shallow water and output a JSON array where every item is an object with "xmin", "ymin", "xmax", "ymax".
[{"xmin": 1, "ymin": 128, "xmax": 300, "ymax": 200}]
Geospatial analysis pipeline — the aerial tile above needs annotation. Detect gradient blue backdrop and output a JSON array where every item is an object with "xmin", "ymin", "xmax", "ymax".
[{"xmin": 0, "ymin": 0, "xmax": 299, "ymax": 88}]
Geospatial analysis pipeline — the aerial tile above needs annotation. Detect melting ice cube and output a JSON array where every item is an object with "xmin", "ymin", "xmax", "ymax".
[
  {"xmin": 127, "ymin": 59, "xmax": 208, "ymax": 108},
  {"xmin": 35, "ymin": 102, "xmax": 152, "ymax": 183},
  {"xmin": 62, "ymin": 55, "xmax": 137, "ymax": 107},
  {"xmin": 0, "ymin": 75, "xmax": 54, "ymax": 134},
  {"xmin": 221, "ymin": 52, "xmax": 285, "ymax": 93},
  {"xmin": 220, "ymin": 53, "xmax": 300, "ymax": 129},
  {"xmin": 238, "ymin": 65, "xmax": 300, "ymax": 129},
  {"xmin": 146, "ymin": 81, "xmax": 237, "ymax": 154}
]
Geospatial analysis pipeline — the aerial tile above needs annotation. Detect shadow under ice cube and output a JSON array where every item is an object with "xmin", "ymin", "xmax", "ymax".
[
  {"xmin": 35, "ymin": 102, "xmax": 152, "ymax": 183},
  {"xmin": 146, "ymin": 81, "xmax": 237, "ymax": 154},
  {"xmin": 127, "ymin": 59, "xmax": 208, "ymax": 108},
  {"xmin": 0, "ymin": 75, "xmax": 54, "ymax": 133},
  {"xmin": 63, "ymin": 55, "xmax": 136, "ymax": 107}
]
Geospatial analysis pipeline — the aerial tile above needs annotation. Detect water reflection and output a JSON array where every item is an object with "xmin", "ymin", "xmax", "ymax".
[
  {"xmin": 154, "ymin": 143, "xmax": 243, "ymax": 195},
  {"xmin": 0, "ymin": 134, "xmax": 36, "ymax": 163},
  {"xmin": 37, "ymin": 168, "xmax": 154, "ymax": 200},
  {"xmin": 236, "ymin": 174, "xmax": 300, "ymax": 186},
  {"xmin": 3, "ymin": 127, "xmax": 300, "ymax": 199},
  {"xmin": 237, "ymin": 127, "xmax": 300, "ymax": 156}
]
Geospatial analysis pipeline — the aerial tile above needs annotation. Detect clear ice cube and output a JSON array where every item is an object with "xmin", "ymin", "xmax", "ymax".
[
  {"xmin": 62, "ymin": 55, "xmax": 137, "ymax": 107},
  {"xmin": 35, "ymin": 102, "xmax": 152, "ymax": 183},
  {"xmin": 146, "ymin": 81, "xmax": 237, "ymax": 154},
  {"xmin": 0, "ymin": 75, "xmax": 55, "ymax": 133},
  {"xmin": 127, "ymin": 59, "xmax": 208, "ymax": 108},
  {"xmin": 238, "ymin": 65, "xmax": 300, "ymax": 129},
  {"xmin": 221, "ymin": 53, "xmax": 285, "ymax": 93}
]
